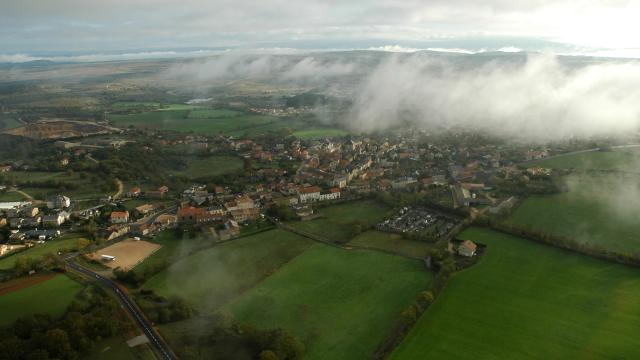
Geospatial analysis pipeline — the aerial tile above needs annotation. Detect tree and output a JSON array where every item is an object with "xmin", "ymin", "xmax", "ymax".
[
  {"xmin": 45, "ymin": 329, "xmax": 74, "ymax": 360},
  {"xmin": 260, "ymin": 350, "xmax": 280, "ymax": 360}
]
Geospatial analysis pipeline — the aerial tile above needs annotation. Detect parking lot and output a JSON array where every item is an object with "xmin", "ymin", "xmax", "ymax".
[{"xmin": 377, "ymin": 207, "xmax": 461, "ymax": 237}]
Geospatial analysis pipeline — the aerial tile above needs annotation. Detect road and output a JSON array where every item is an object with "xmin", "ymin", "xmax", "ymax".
[{"xmin": 65, "ymin": 259, "xmax": 177, "ymax": 360}]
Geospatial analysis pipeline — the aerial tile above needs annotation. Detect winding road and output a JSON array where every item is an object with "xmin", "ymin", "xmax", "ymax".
[{"xmin": 65, "ymin": 258, "xmax": 177, "ymax": 360}]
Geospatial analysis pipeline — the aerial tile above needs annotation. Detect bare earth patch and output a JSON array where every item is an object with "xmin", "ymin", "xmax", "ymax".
[
  {"xmin": 0, "ymin": 273, "xmax": 57, "ymax": 296},
  {"xmin": 89, "ymin": 239, "xmax": 161, "ymax": 271}
]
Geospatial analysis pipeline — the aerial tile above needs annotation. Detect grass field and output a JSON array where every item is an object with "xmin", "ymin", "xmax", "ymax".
[
  {"xmin": 529, "ymin": 148, "xmax": 640, "ymax": 171},
  {"xmin": 290, "ymin": 200, "xmax": 391, "ymax": 243},
  {"xmin": 349, "ymin": 230, "xmax": 433, "ymax": 258},
  {"xmin": 109, "ymin": 107, "xmax": 295, "ymax": 136},
  {"xmin": 143, "ymin": 229, "xmax": 313, "ymax": 313},
  {"xmin": 0, "ymin": 275, "xmax": 83, "ymax": 326},
  {"xmin": 0, "ymin": 191, "xmax": 28, "ymax": 201},
  {"xmin": 170, "ymin": 155, "xmax": 243, "ymax": 178},
  {"xmin": 225, "ymin": 244, "xmax": 431, "ymax": 360},
  {"xmin": 292, "ymin": 127, "xmax": 350, "ymax": 139},
  {"xmin": 0, "ymin": 115, "xmax": 22, "ymax": 130},
  {"xmin": 0, "ymin": 234, "xmax": 90, "ymax": 270},
  {"xmin": 391, "ymin": 227, "xmax": 640, "ymax": 360},
  {"xmin": 88, "ymin": 337, "xmax": 137, "ymax": 360},
  {"xmin": 0, "ymin": 171, "xmax": 112, "ymax": 200},
  {"xmin": 509, "ymin": 174, "xmax": 640, "ymax": 254}
]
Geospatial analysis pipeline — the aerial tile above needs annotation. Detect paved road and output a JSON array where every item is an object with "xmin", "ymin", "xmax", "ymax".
[{"xmin": 65, "ymin": 259, "xmax": 177, "ymax": 360}]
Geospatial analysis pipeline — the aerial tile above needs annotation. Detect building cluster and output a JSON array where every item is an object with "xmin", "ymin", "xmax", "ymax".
[{"xmin": 0, "ymin": 195, "xmax": 72, "ymax": 242}]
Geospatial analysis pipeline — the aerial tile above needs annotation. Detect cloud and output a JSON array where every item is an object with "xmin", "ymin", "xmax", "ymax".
[
  {"xmin": 2, "ymin": 0, "xmax": 640, "ymax": 54},
  {"xmin": 164, "ymin": 52, "xmax": 357, "ymax": 84},
  {"xmin": 0, "ymin": 50, "xmax": 225, "ymax": 63},
  {"xmin": 348, "ymin": 53, "xmax": 640, "ymax": 141}
]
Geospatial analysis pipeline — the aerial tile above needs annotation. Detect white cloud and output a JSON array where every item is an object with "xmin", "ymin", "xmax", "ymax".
[{"xmin": 348, "ymin": 53, "xmax": 640, "ymax": 141}]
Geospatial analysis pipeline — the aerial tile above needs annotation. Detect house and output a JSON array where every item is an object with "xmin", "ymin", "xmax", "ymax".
[
  {"xmin": 46, "ymin": 195, "xmax": 71, "ymax": 209},
  {"xmin": 146, "ymin": 186, "xmax": 169, "ymax": 199},
  {"xmin": 135, "ymin": 204, "xmax": 156, "ymax": 215},
  {"xmin": 42, "ymin": 214, "xmax": 65, "ymax": 227},
  {"xmin": 298, "ymin": 186, "xmax": 321, "ymax": 203},
  {"xmin": 319, "ymin": 188, "xmax": 341, "ymax": 201},
  {"xmin": 177, "ymin": 207, "xmax": 218, "ymax": 224},
  {"xmin": 0, "ymin": 165, "xmax": 11, "ymax": 172},
  {"xmin": 128, "ymin": 187, "xmax": 141, "ymax": 197},
  {"xmin": 110, "ymin": 211, "xmax": 130, "ymax": 224},
  {"xmin": 60, "ymin": 157, "xmax": 70, "ymax": 166},
  {"xmin": 457, "ymin": 240, "xmax": 477, "ymax": 257},
  {"xmin": 130, "ymin": 223, "xmax": 153, "ymax": 236},
  {"xmin": 229, "ymin": 207, "xmax": 260, "ymax": 222},
  {"xmin": 154, "ymin": 214, "xmax": 177, "ymax": 227},
  {"xmin": 216, "ymin": 219, "xmax": 240, "ymax": 240}
]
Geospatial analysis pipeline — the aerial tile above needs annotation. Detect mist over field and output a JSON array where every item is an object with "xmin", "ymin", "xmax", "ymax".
[{"xmin": 163, "ymin": 51, "xmax": 640, "ymax": 141}]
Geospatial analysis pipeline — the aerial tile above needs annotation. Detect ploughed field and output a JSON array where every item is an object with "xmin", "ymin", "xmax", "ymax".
[{"xmin": 390, "ymin": 227, "xmax": 640, "ymax": 360}]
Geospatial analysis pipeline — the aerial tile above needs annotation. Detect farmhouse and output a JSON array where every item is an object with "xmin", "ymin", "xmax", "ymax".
[
  {"xmin": 458, "ymin": 240, "xmax": 477, "ymax": 257},
  {"xmin": 0, "ymin": 165, "xmax": 11, "ymax": 172},
  {"xmin": 110, "ymin": 211, "xmax": 130, "ymax": 224}
]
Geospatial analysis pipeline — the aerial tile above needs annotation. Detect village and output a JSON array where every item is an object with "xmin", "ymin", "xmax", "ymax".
[{"xmin": 0, "ymin": 128, "xmax": 562, "ymax": 267}]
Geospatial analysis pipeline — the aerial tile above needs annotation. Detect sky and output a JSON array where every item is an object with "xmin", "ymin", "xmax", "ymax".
[{"xmin": 2, "ymin": 0, "xmax": 640, "ymax": 59}]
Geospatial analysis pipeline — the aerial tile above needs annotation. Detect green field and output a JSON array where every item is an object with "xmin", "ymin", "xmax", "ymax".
[
  {"xmin": 170, "ymin": 155, "xmax": 243, "ymax": 178},
  {"xmin": 0, "ymin": 191, "xmax": 27, "ymax": 201},
  {"xmin": 290, "ymin": 200, "xmax": 391, "ymax": 243},
  {"xmin": 0, "ymin": 234, "xmax": 90, "ymax": 270},
  {"xmin": 0, "ymin": 275, "xmax": 83, "ymax": 326},
  {"xmin": 143, "ymin": 229, "xmax": 313, "ymax": 313},
  {"xmin": 0, "ymin": 171, "xmax": 112, "ymax": 200},
  {"xmin": 391, "ymin": 227, "xmax": 640, "ymax": 359},
  {"xmin": 109, "ymin": 107, "xmax": 298, "ymax": 136},
  {"xmin": 529, "ymin": 148, "xmax": 640, "ymax": 171},
  {"xmin": 226, "ymin": 244, "xmax": 431, "ymax": 360},
  {"xmin": 0, "ymin": 115, "xmax": 22, "ymax": 130},
  {"xmin": 509, "ymin": 174, "xmax": 640, "ymax": 254},
  {"xmin": 292, "ymin": 127, "xmax": 350, "ymax": 139},
  {"xmin": 349, "ymin": 230, "xmax": 433, "ymax": 258}
]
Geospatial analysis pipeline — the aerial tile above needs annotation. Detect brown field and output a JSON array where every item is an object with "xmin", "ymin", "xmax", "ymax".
[
  {"xmin": 89, "ymin": 239, "xmax": 161, "ymax": 271},
  {"xmin": 0, "ymin": 273, "xmax": 58, "ymax": 296}
]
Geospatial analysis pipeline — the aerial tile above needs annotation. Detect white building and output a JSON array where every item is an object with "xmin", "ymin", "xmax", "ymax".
[
  {"xmin": 46, "ymin": 195, "xmax": 71, "ymax": 209},
  {"xmin": 298, "ymin": 186, "xmax": 321, "ymax": 203}
]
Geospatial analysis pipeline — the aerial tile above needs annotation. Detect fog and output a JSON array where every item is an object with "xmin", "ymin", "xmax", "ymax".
[
  {"xmin": 349, "ymin": 53, "xmax": 640, "ymax": 140},
  {"xmin": 165, "ymin": 51, "xmax": 640, "ymax": 141},
  {"xmin": 165, "ymin": 52, "xmax": 357, "ymax": 85}
]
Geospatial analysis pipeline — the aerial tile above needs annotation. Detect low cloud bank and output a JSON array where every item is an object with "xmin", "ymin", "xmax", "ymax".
[
  {"xmin": 164, "ymin": 52, "xmax": 356, "ymax": 84},
  {"xmin": 349, "ymin": 53, "xmax": 640, "ymax": 140}
]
